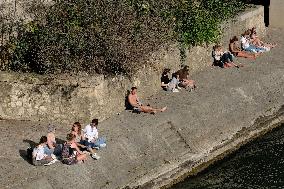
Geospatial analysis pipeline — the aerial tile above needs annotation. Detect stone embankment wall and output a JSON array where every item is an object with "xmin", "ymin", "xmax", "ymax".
[
  {"xmin": 0, "ymin": 6, "xmax": 265, "ymax": 123},
  {"xmin": 270, "ymin": 0, "xmax": 284, "ymax": 28}
]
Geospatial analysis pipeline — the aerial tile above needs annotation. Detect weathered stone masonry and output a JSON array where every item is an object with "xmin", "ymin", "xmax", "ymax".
[{"xmin": 0, "ymin": 6, "xmax": 266, "ymax": 123}]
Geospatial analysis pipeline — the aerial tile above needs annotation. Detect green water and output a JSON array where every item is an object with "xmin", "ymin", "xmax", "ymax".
[{"xmin": 171, "ymin": 124, "xmax": 284, "ymax": 189}]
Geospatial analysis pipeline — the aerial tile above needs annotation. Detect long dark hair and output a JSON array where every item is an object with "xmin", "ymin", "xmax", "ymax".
[
  {"xmin": 66, "ymin": 133, "xmax": 76, "ymax": 142},
  {"xmin": 39, "ymin": 136, "xmax": 47, "ymax": 144},
  {"xmin": 230, "ymin": 36, "xmax": 238, "ymax": 43},
  {"xmin": 251, "ymin": 27, "xmax": 257, "ymax": 35},
  {"xmin": 72, "ymin": 122, "xmax": 81, "ymax": 135},
  {"xmin": 162, "ymin": 68, "xmax": 170, "ymax": 75}
]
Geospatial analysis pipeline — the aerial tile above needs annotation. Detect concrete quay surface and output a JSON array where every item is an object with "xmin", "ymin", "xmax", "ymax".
[{"xmin": 0, "ymin": 27, "xmax": 284, "ymax": 189}]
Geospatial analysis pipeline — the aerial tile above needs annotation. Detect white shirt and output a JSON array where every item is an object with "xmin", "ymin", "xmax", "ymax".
[
  {"xmin": 83, "ymin": 124, "xmax": 98, "ymax": 142},
  {"xmin": 213, "ymin": 50, "xmax": 223, "ymax": 61},
  {"xmin": 240, "ymin": 36, "xmax": 250, "ymax": 49},
  {"xmin": 32, "ymin": 144, "xmax": 46, "ymax": 160}
]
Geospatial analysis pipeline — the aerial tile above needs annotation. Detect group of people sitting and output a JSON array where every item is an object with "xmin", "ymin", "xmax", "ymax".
[
  {"xmin": 126, "ymin": 27, "xmax": 276, "ymax": 115},
  {"xmin": 212, "ymin": 27, "xmax": 276, "ymax": 68},
  {"xmin": 127, "ymin": 65, "xmax": 197, "ymax": 114},
  {"xmin": 32, "ymin": 119, "xmax": 106, "ymax": 166},
  {"xmin": 160, "ymin": 65, "xmax": 197, "ymax": 93},
  {"xmin": 30, "ymin": 27, "xmax": 277, "ymax": 165}
]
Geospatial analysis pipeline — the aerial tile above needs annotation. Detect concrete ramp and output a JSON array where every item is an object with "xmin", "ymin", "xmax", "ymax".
[{"xmin": 270, "ymin": 0, "xmax": 284, "ymax": 28}]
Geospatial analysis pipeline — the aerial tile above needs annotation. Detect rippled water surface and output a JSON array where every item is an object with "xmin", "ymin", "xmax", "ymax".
[{"xmin": 171, "ymin": 124, "xmax": 284, "ymax": 189}]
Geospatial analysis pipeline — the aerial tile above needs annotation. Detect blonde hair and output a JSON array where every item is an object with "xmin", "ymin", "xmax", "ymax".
[{"xmin": 214, "ymin": 45, "xmax": 222, "ymax": 51}]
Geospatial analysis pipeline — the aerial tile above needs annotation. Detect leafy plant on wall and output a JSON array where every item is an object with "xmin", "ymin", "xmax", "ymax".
[{"xmin": 3, "ymin": 0, "xmax": 245, "ymax": 75}]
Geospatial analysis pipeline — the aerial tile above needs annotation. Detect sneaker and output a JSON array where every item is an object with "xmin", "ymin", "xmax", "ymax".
[
  {"xmin": 264, "ymin": 47, "xmax": 270, "ymax": 52},
  {"xmin": 44, "ymin": 159, "xmax": 57, "ymax": 166},
  {"xmin": 99, "ymin": 143, "xmax": 106, "ymax": 148},
  {"xmin": 258, "ymin": 50, "xmax": 265, "ymax": 53},
  {"xmin": 51, "ymin": 154, "xmax": 57, "ymax": 160},
  {"xmin": 172, "ymin": 88, "xmax": 179, "ymax": 92},
  {"xmin": 91, "ymin": 153, "xmax": 100, "ymax": 160},
  {"xmin": 94, "ymin": 146, "xmax": 100, "ymax": 150}
]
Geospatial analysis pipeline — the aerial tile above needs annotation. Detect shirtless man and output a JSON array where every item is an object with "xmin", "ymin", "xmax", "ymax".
[{"xmin": 128, "ymin": 87, "xmax": 167, "ymax": 114}]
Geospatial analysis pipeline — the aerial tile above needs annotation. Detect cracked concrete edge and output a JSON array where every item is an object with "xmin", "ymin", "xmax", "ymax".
[{"xmin": 122, "ymin": 105, "xmax": 284, "ymax": 189}]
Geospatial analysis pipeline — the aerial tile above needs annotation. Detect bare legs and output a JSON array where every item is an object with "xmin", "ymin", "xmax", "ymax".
[
  {"xmin": 140, "ymin": 106, "xmax": 167, "ymax": 114},
  {"xmin": 252, "ymin": 37, "xmax": 277, "ymax": 49},
  {"xmin": 180, "ymin": 79, "xmax": 196, "ymax": 89},
  {"xmin": 237, "ymin": 51, "xmax": 259, "ymax": 59},
  {"xmin": 76, "ymin": 153, "xmax": 87, "ymax": 162}
]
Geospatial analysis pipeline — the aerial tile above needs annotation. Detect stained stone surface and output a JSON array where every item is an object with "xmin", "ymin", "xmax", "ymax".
[
  {"xmin": 0, "ymin": 27, "xmax": 283, "ymax": 189},
  {"xmin": 0, "ymin": 6, "xmax": 266, "ymax": 123}
]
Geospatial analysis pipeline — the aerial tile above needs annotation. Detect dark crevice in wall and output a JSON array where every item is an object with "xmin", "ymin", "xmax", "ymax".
[{"xmin": 245, "ymin": 0, "xmax": 270, "ymax": 26}]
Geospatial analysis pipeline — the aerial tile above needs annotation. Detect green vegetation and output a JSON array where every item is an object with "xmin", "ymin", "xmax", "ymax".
[{"xmin": 1, "ymin": 0, "xmax": 246, "ymax": 75}]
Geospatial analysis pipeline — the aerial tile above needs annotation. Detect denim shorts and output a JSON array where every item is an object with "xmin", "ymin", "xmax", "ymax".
[{"xmin": 80, "ymin": 137, "xmax": 106, "ymax": 149}]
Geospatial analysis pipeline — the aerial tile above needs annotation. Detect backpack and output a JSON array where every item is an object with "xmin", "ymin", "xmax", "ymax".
[
  {"xmin": 26, "ymin": 147, "xmax": 33, "ymax": 161},
  {"xmin": 61, "ymin": 143, "xmax": 74, "ymax": 159}
]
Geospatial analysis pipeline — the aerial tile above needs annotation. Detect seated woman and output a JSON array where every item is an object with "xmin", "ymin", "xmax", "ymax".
[
  {"xmin": 240, "ymin": 30, "xmax": 267, "ymax": 53},
  {"xmin": 166, "ymin": 73, "xmax": 180, "ymax": 92},
  {"xmin": 229, "ymin": 36, "xmax": 257, "ymax": 59},
  {"xmin": 250, "ymin": 27, "xmax": 276, "ymax": 49},
  {"xmin": 175, "ymin": 65, "xmax": 197, "ymax": 90},
  {"xmin": 61, "ymin": 133, "xmax": 87, "ymax": 165},
  {"xmin": 32, "ymin": 136, "xmax": 57, "ymax": 166},
  {"xmin": 161, "ymin": 68, "xmax": 171, "ymax": 90},
  {"xmin": 71, "ymin": 122, "xmax": 100, "ymax": 160},
  {"xmin": 212, "ymin": 45, "xmax": 238, "ymax": 68}
]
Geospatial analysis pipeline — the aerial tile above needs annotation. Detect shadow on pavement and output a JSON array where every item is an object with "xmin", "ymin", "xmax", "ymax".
[{"xmin": 19, "ymin": 149, "xmax": 33, "ymax": 165}]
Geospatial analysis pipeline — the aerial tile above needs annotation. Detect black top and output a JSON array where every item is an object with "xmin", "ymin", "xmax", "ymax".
[{"xmin": 161, "ymin": 74, "xmax": 170, "ymax": 84}]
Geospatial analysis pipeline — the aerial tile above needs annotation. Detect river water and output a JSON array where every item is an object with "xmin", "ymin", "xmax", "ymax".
[{"xmin": 171, "ymin": 124, "xmax": 284, "ymax": 189}]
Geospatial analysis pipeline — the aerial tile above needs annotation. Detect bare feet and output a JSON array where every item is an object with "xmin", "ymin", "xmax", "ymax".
[
  {"xmin": 270, "ymin": 43, "xmax": 277, "ymax": 48},
  {"xmin": 161, "ymin": 107, "xmax": 167, "ymax": 112}
]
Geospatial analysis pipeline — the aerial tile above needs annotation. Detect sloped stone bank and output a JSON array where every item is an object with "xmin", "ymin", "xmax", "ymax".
[
  {"xmin": 0, "ymin": 6, "xmax": 266, "ymax": 123},
  {"xmin": 0, "ymin": 27, "xmax": 283, "ymax": 189}
]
